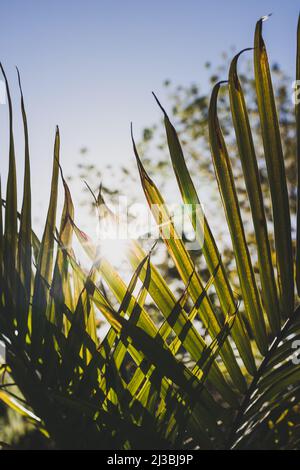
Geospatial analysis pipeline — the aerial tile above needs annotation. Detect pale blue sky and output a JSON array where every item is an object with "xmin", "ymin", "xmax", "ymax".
[{"xmin": 0, "ymin": 0, "xmax": 298, "ymax": 227}]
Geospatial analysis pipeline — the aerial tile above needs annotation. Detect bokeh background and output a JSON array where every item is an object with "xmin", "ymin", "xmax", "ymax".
[{"xmin": 0, "ymin": 0, "xmax": 298, "ymax": 230}]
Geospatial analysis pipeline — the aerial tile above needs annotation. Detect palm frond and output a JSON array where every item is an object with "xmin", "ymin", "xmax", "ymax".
[{"xmin": 0, "ymin": 17, "xmax": 299, "ymax": 450}]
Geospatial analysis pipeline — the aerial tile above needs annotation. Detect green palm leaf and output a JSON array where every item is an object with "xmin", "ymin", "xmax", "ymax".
[
  {"xmin": 0, "ymin": 15, "xmax": 299, "ymax": 451},
  {"xmin": 254, "ymin": 17, "xmax": 294, "ymax": 317}
]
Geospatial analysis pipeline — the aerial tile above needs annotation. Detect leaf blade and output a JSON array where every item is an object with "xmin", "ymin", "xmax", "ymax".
[
  {"xmin": 254, "ymin": 18, "xmax": 294, "ymax": 317},
  {"xmin": 153, "ymin": 92, "xmax": 256, "ymax": 375},
  {"xmin": 228, "ymin": 50, "xmax": 280, "ymax": 335}
]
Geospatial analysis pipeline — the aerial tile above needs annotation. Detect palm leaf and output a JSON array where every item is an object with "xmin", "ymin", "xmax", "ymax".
[
  {"xmin": 152, "ymin": 92, "xmax": 256, "ymax": 375},
  {"xmin": 209, "ymin": 80, "xmax": 268, "ymax": 355},
  {"xmin": 228, "ymin": 49, "xmax": 280, "ymax": 335},
  {"xmin": 296, "ymin": 13, "xmax": 300, "ymax": 296},
  {"xmin": 0, "ymin": 15, "xmax": 299, "ymax": 451},
  {"xmin": 254, "ymin": 17, "xmax": 294, "ymax": 317},
  {"xmin": 16, "ymin": 68, "xmax": 32, "ymax": 345}
]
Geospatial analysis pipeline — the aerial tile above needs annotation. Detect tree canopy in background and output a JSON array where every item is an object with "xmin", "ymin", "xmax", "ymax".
[{"xmin": 74, "ymin": 54, "xmax": 296, "ymax": 298}]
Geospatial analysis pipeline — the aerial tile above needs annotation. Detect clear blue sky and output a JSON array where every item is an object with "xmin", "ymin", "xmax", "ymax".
[{"xmin": 0, "ymin": 0, "xmax": 298, "ymax": 226}]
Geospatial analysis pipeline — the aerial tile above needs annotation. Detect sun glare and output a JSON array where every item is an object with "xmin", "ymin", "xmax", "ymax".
[{"xmin": 100, "ymin": 236, "xmax": 128, "ymax": 266}]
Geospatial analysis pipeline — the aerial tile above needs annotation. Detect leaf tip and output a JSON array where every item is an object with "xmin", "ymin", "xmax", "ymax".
[{"xmin": 152, "ymin": 91, "xmax": 167, "ymax": 117}]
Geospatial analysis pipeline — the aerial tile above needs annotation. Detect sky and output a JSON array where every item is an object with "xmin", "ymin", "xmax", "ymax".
[{"xmin": 0, "ymin": 0, "xmax": 299, "ymax": 230}]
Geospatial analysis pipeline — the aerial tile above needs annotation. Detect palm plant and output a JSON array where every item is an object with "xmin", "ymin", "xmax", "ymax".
[{"xmin": 0, "ymin": 16, "xmax": 300, "ymax": 450}]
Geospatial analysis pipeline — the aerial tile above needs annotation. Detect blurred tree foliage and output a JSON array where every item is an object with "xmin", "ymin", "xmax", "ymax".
[
  {"xmin": 140, "ymin": 54, "xmax": 296, "ymax": 220},
  {"xmin": 74, "ymin": 54, "xmax": 296, "ymax": 302}
]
